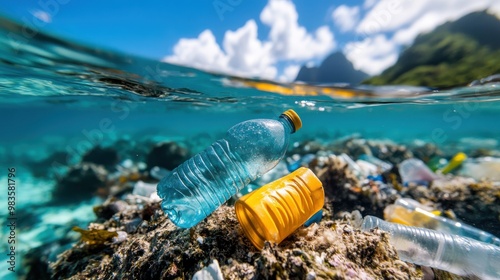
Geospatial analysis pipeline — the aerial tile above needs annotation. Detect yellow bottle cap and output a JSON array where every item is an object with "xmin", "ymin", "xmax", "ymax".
[
  {"xmin": 235, "ymin": 167, "xmax": 324, "ymax": 250},
  {"xmin": 281, "ymin": 109, "xmax": 302, "ymax": 132}
]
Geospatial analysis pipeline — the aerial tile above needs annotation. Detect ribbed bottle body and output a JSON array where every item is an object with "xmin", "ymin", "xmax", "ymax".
[
  {"xmin": 235, "ymin": 167, "xmax": 324, "ymax": 249},
  {"xmin": 158, "ymin": 139, "xmax": 252, "ymax": 228},
  {"xmin": 362, "ymin": 216, "xmax": 500, "ymax": 279}
]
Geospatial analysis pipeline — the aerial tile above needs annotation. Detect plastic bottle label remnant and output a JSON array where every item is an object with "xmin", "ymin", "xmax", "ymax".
[
  {"xmin": 157, "ymin": 110, "xmax": 302, "ymax": 228},
  {"xmin": 235, "ymin": 167, "xmax": 324, "ymax": 250}
]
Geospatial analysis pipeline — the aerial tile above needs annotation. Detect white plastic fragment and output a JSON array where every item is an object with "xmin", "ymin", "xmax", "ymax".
[
  {"xmin": 459, "ymin": 157, "xmax": 500, "ymax": 181},
  {"xmin": 150, "ymin": 166, "xmax": 171, "ymax": 180},
  {"xmin": 356, "ymin": 159, "xmax": 378, "ymax": 176},
  {"xmin": 306, "ymin": 271, "xmax": 317, "ymax": 280},
  {"xmin": 359, "ymin": 154, "xmax": 393, "ymax": 172},
  {"xmin": 132, "ymin": 180, "xmax": 158, "ymax": 197},
  {"xmin": 112, "ymin": 231, "xmax": 128, "ymax": 244},
  {"xmin": 339, "ymin": 153, "xmax": 363, "ymax": 177},
  {"xmin": 192, "ymin": 259, "xmax": 223, "ymax": 280},
  {"xmin": 399, "ymin": 158, "xmax": 439, "ymax": 185},
  {"xmin": 149, "ymin": 192, "xmax": 161, "ymax": 202}
]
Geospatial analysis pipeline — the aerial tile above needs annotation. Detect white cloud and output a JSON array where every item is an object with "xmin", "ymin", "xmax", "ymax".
[
  {"xmin": 223, "ymin": 20, "xmax": 277, "ymax": 79},
  {"xmin": 363, "ymin": 0, "xmax": 377, "ymax": 9},
  {"xmin": 392, "ymin": 12, "xmax": 442, "ymax": 45},
  {"xmin": 278, "ymin": 64, "xmax": 301, "ymax": 82},
  {"xmin": 391, "ymin": 1, "xmax": 500, "ymax": 45},
  {"xmin": 164, "ymin": 30, "xmax": 228, "ymax": 73},
  {"xmin": 332, "ymin": 5, "xmax": 360, "ymax": 32},
  {"xmin": 491, "ymin": 3, "xmax": 500, "ymax": 16},
  {"xmin": 356, "ymin": 0, "xmax": 406, "ymax": 35},
  {"xmin": 344, "ymin": 0, "xmax": 500, "ymax": 75},
  {"xmin": 165, "ymin": 0, "xmax": 335, "ymax": 81},
  {"xmin": 260, "ymin": 0, "xmax": 335, "ymax": 61},
  {"xmin": 344, "ymin": 34, "xmax": 398, "ymax": 75},
  {"xmin": 32, "ymin": 10, "xmax": 52, "ymax": 23},
  {"xmin": 164, "ymin": 22, "xmax": 276, "ymax": 79},
  {"xmin": 357, "ymin": 0, "xmax": 499, "ymax": 36}
]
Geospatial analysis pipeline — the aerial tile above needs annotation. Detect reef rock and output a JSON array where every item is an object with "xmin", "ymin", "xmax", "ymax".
[
  {"xmin": 146, "ymin": 141, "xmax": 189, "ymax": 170},
  {"xmin": 81, "ymin": 146, "xmax": 120, "ymax": 168},
  {"xmin": 51, "ymin": 202, "xmax": 422, "ymax": 279},
  {"xmin": 52, "ymin": 163, "xmax": 108, "ymax": 202}
]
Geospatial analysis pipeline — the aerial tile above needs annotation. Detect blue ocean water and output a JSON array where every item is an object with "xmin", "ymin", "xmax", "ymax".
[{"xmin": 0, "ymin": 16, "xmax": 499, "ymax": 279}]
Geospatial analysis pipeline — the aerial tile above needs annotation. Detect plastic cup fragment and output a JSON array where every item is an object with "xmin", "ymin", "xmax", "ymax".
[{"xmin": 398, "ymin": 158, "xmax": 439, "ymax": 185}]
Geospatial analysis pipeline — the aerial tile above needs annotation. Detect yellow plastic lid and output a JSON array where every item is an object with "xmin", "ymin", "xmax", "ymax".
[{"xmin": 281, "ymin": 109, "xmax": 302, "ymax": 132}]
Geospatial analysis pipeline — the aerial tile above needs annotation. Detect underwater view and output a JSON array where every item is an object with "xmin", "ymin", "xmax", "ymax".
[{"xmin": 1, "ymin": 1, "xmax": 500, "ymax": 279}]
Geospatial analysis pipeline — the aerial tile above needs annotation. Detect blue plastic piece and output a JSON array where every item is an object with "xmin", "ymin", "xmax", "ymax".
[
  {"xmin": 367, "ymin": 174, "xmax": 384, "ymax": 182},
  {"xmin": 304, "ymin": 210, "xmax": 323, "ymax": 227},
  {"xmin": 287, "ymin": 153, "xmax": 315, "ymax": 172},
  {"xmin": 287, "ymin": 161, "xmax": 301, "ymax": 172}
]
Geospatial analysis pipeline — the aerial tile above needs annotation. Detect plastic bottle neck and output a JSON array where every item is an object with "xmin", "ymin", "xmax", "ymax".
[{"xmin": 279, "ymin": 115, "xmax": 295, "ymax": 134}]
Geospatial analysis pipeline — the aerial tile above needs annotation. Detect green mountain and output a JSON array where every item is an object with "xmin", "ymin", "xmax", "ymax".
[
  {"xmin": 295, "ymin": 52, "xmax": 368, "ymax": 84},
  {"xmin": 364, "ymin": 11, "xmax": 500, "ymax": 88}
]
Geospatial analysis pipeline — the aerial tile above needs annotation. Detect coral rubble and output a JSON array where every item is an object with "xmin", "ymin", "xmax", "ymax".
[{"xmin": 51, "ymin": 202, "xmax": 422, "ymax": 279}]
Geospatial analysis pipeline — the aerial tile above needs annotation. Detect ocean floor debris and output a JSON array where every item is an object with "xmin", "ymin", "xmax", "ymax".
[
  {"xmin": 51, "ymin": 202, "xmax": 423, "ymax": 279},
  {"xmin": 311, "ymin": 154, "xmax": 398, "ymax": 218},
  {"xmin": 10, "ymin": 137, "xmax": 500, "ymax": 280},
  {"xmin": 405, "ymin": 177, "xmax": 500, "ymax": 237}
]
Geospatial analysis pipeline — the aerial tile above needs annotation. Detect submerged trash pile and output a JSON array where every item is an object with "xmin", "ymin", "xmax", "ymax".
[
  {"xmin": 16, "ymin": 111, "xmax": 500, "ymax": 279},
  {"xmin": 52, "ymin": 202, "xmax": 423, "ymax": 279}
]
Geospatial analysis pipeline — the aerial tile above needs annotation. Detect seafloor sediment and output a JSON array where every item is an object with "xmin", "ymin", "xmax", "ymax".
[{"xmin": 51, "ymin": 202, "xmax": 422, "ymax": 279}]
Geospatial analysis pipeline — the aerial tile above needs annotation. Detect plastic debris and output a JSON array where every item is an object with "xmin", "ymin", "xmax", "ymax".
[
  {"xmin": 426, "ymin": 157, "xmax": 448, "ymax": 172},
  {"xmin": 149, "ymin": 166, "xmax": 171, "ymax": 181},
  {"xmin": 362, "ymin": 215, "xmax": 500, "ymax": 279},
  {"xmin": 72, "ymin": 226, "xmax": 118, "ymax": 245},
  {"xmin": 112, "ymin": 231, "xmax": 128, "ymax": 244},
  {"xmin": 385, "ymin": 198, "xmax": 500, "ymax": 246},
  {"xmin": 359, "ymin": 154, "xmax": 393, "ymax": 172},
  {"xmin": 287, "ymin": 153, "xmax": 316, "ymax": 172},
  {"xmin": 158, "ymin": 110, "xmax": 302, "ymax": 228},
  {"xmin": 235, "ymin": 167, "xmax": 324, "ymax": 250},
  {"xmin": 355, "ymin": 159, "xmax": 378, "ymax": 176},
  {"xmin": 132, "ymin": 180, "xmax": 158, "ymax": 197},
  {"xmin": 367, "ymin": 174, "xmax": 384, "ymax": 182},
  {"xmin": 438, "ymin": 152, "xmax": 467, "ymax": 174},
  {"xmin": 192, "ymin": 259, "xmax": 223, "ymax": 280},
  {"xmin": 304, "ymin": 209, "xmax": 323, "ymax": 227},
  {"xmin": 398, "ymin": 158, "xmax": 439, "ymax": 185},
  {"xmin": 459, "ymin": 157, "xmax": 500, "ymax": 181},
  {"xmin": 339, "ymin": 153, "xmax": 364, "ymax": 177}
]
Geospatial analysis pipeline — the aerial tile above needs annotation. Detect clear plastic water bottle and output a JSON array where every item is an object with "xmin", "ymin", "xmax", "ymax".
[
  {"xmin": 157, "ymin": 109, "xmax": 302, "ymax": 228},
  {"xmin": 362, "ymin": 216, "xmax": 500, "ymax": 279}
]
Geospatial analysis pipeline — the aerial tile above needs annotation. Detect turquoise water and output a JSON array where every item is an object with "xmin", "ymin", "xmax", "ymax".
[{"xmin": 0, "ymin": 15, "xmax": 500, "ymax": 279}]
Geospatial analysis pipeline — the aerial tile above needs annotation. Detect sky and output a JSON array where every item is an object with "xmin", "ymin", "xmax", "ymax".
[{"xmin": 1, "ymin": 0, "xmax": 500, "ymax": 82}]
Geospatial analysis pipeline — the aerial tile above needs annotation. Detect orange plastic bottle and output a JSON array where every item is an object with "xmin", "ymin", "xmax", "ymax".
[{"xmin": 235, "ymin": 167, "xmax": 324, "ymax": 250}]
